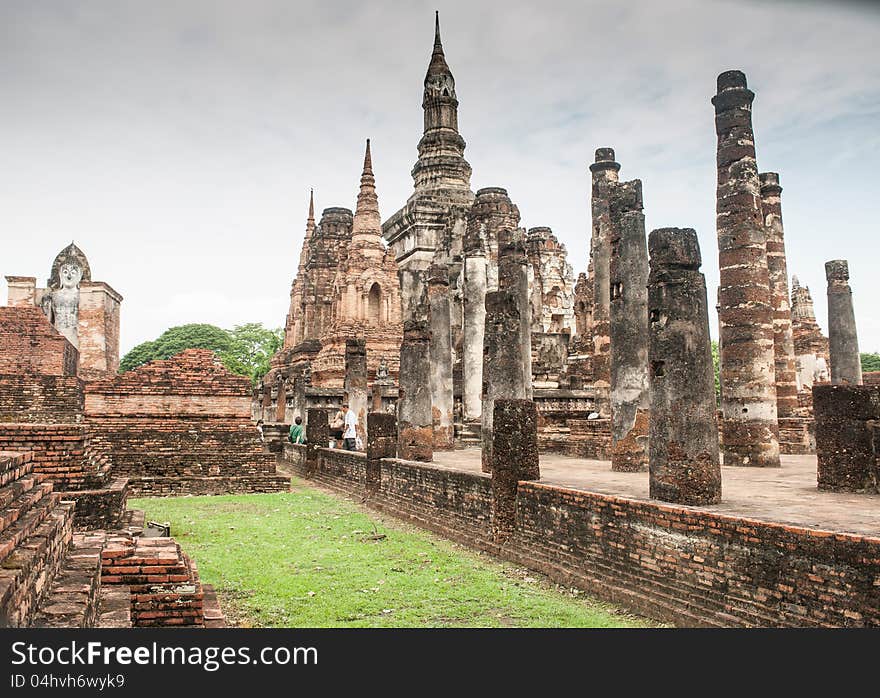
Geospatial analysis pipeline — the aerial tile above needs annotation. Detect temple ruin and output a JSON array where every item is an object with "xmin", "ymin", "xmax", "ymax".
[{"xmin": 2, "ymin": 13, "xmax": 876, "ymax": 630}]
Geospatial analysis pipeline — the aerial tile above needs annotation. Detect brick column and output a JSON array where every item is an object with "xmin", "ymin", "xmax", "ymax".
[
  {"xmin": 759, "ymin": 172, "xmax": 798, "ymax": 417},
  {"xmin": 427, "ymin": 263, "xmax": 454, "ymax": 449},
  {"xmin": 589, "ymin": 147, "xmax": 620, "ymax": 416},
  {"xmin": 344, "ymin": 338, "xmax": 368, "ymax": 442},
  {"xmin": 305, "ymin": 408, "xmax": 328, "ymax": 476},
  {"xmin": 813, "ymin": 385, "xmax": 878, "ymax": 492},
  {"xmin": 398, "ymin": 319, "xmax": 433, "ymax": 462},
  {"xmin": 366, "ymin": 412, "xmax": 396, "ymax": 494},
  {"xmin": 609, "ymin": 180, "xmax": 650, "ymax": 472},
  {"xmin": 648, "ymin": 228, "xmax": 722, "ymax": 505},
  {"xmin": 712, "ymin": 69, "xmax": 779, "ymax": 467},
  {"xmin": 825, "ymin": 260, "xmax": 862, "ymax": 386},
  {"xmin": 490, "ymin": 398, "xmax": 540, "ymax": 541}
]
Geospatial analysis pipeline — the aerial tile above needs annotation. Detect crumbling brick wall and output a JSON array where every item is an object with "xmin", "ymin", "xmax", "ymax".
[
  {"xmin": 0, "ymin": 306, "xmax": 78, "ymax": 376},
  {"xmin": 0, "ymin": 376, "xmax": 84, "ymax": 423},
  {"xmin": 84, "ymin": 349, "xmax": 288, "ymax": 496}
]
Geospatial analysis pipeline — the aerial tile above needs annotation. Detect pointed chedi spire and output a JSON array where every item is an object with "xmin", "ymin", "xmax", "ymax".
[
  {"xmin": 351, "ymin": 139, "xmax": 383, "ymax": 251},
  {"xmin": 298, "ymin": 189, "xmax": 315, "ymax": 274},
  {"xmin": 427, "ymin": 11, "xmax": 450, "ymax": 76},
  {"xmin": 413, "ymin": 12, "xmax": 471, "ymax": 193}
]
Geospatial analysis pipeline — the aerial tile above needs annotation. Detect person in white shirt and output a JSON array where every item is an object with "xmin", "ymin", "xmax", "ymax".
[{"xmin": 342, "ymin": 403, "xmax": 358, "ymax": 451}]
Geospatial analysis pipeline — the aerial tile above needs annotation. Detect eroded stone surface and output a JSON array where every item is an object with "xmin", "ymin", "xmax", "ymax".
[
  {"xmin": 712, "ymin": 70, "xmax": 780, "ymax": 468},
  {"xmin": 647, "ymin": 228, "xmax": 721, "ymax": 505},
  {"xmin": 825, "ymin": 260, "xmax": 862, "ymax": 386}
]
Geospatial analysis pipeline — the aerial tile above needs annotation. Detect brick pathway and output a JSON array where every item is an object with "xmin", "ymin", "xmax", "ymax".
[{"xmin": 431, "ymin": 450, "xmax": 880, "ymax": 537}]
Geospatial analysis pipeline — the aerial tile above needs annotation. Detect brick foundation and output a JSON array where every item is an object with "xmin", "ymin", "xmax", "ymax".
[
  {"xmin": 85, "ymin": 350, "xmax": 289, "ymax": 496},
  {"xmin": 814, "ymin": 384, "xmax": 879, "ymax": 493}
]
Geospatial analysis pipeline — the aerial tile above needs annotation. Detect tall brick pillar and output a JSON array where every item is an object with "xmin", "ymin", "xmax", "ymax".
[
  {"xmin": 490, "ymin": 398, "xmax": 540, "ymax": 541},
  {"xmin": 759, "ymin": 172, "xmax": 798, "ymax": 417},
  {"xmin": 344, "ymin": 338, "xmax": 368, "ymax": 443},
  {"xmin": 712, "ymin": 69, "xmax": 780, "ymax": 467},
  {"xmin": 398, "ymin": 318, "xmax": 433, "ymax": 462},
  {"xmin": 481, "ymin": 233, "xmax": 532, "ymax": 473},
  {"xmin": 427, "ymin": 263, "xmax": 454, "ymax": 449},
  {"xmin": 275, "ymin": 377, "xmax": 287, "ymax": 422},
  {"xmin": 609, "ymin": 180, "xmax": 650, "ymax": 472},
  {"xmin": 589, "ymin": 147, "xmax": 620, "ymax": 416},
  {"xmin": 366, "ymin": 412, "xmax": 397, "ymax": 494},
  {"xmin": 305, "ymin": 408, "xmax": 328, "ymax": 476},
  {"xmin": 825, "ymin": 260, "xmax": 862, "ymax": 386},
  {"xmin": 647, "ymin": 228, "xmax": 722, "ymax": 505}
]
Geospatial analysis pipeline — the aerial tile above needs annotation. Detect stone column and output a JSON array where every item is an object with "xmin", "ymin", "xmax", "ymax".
[
  {"xmin": 813, "ymin": 384, "xmax": 878, "ymax": 492},
  {"xmin": 481, "ymin": 234, "xmax": 532, "ymax": 473},
  {"xmin": 427, "ymin": 263, "xmax": 454, "ymax": 449},
  {"xmin": 825, "ymin": 260, "xmax": 862, "ymax": 386},
  {"xmin": 275, "ymin": 378, "xmax": 287, "ymax": 422},
  {"xmin": 462, "ymin": 250, "xmax": 488, "ymax": 421},
  {"xmin": 589, "ymin": 147, "xmax": 620, "ymax": 416},
  {"xmin": 482, "ymin": 289, "xmax": 531, "ymax": 473},
  {"xmin": 712, "ymin": 69, "xmax": 780, "ymax": 467},
  {"xmin": 759, "ymin": 172, "xmax": 798, "ymax": 417},
  {"xmin": 366, "ymin": 412, "xmax": 397, "ymax": 494},
  {"xmin": 305, "ymin": 408, "xmax": 328, "ymax": 476},
  {"xmin": 608, "ymin": 180, "xmax": 650, "ymax": 472},
  {"xmin": 398, "ymin": 318, "xmax": 433, "ymax": 462},
  {"xmin": 344, "ymin": 338, "xmax": 368, "ymax": 443},
  {"xmin": 498, "ymin": 230, "xmax": 533, "ymax": 394},
  {"xmin": 490, "ymin": 398, "xmax": 540, "ymax": 541},
  {"xmin": 647, "ymin": 228, "xmax": 722, "ymax": 505}
]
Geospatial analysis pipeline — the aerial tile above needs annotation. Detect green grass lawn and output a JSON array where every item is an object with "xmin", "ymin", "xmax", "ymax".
[{"xmin": 131, "ymin": 479, "xmax": 652, "ymax": 628}]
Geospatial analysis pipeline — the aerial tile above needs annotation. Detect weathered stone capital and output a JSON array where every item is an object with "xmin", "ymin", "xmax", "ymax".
[
  {"xmin": 759, "ymin": 172, "xmax": 782, "ymax": 196},
  {"xmin": 648, "ymin": 228, "xmax": 701, "ymax": 269},
  {"xmin": 589, "ymin": 149, "xmax": 621, "ymax": 175},
  {"xmin": 825, "ymin": 259, "xmax": 849, "ymax": 282},
  {"xmin": 712, "ymin": 71, "xmax": 755, "ymax": 112},
  {"xmin": 609, "ymin": 179, "xmax": 644, "ymax": 218}
]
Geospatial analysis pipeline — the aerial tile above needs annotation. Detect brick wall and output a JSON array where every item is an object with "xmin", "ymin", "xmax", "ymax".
[
  {"xmin": 85, "ymin": 349, "xmax": 288, "ymax": 496},
  {"xmin": 778, "ymin": 417, "xmax": 816, "ymax": 455},
  {"xmin": 0, "ymin": 306, "xmax": 78, "ymax": 376},
  {"xmin": 539, "ymin": 416, "xmax": 611, "ymax": 459},
  {"xmin": 0, "ymin": 375, "xmax": 84, "ymax": 423},
  {"xmin": 0, "ymin": 424, "xmax": 105, "ymax": 491},
  {"xmin": 509, "ymin": 482, "xmax": 878, "ymax": 627},
  {"xmin": 282, "ymin": 446, "xmax": 880, "ymax": 627}
]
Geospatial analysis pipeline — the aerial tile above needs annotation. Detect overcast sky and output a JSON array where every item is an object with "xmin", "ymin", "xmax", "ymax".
[{"xmin": 1, "ymin": 0, "xmax": 878, "ymax": 356}]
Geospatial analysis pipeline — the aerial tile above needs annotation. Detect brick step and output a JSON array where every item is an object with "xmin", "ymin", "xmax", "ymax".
[
  {"xmin": 96, "ymin": 586, "xmax": 131, "ymax": 628},
  {"xmin": 0, "ymin": 452, "xmax": 35, "ymax": 480},
  {"xmin": 0, "ymin": 502, "xmax": 73, "ymax": 627},
  {"xmin": 31, "ymin": 535, "xmax": 102, "ymax": 628},
  {"xmin": 202, "ymin": 584, "xmax": 226, "ymax": 628},
  {"xmin": 0, "ymin": 483, "xmax": 55, "ymax": 557},
  {"xmin": 0, "ymin": 474, "xmax": 41, "ymax": 518}
]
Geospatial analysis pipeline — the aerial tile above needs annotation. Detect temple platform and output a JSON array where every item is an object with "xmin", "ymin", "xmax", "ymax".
[{"xmin": 431, "ymin": 450, "xmax": 880, "ymax": 537}]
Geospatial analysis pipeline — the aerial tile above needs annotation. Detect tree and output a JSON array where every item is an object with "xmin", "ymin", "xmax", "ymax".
[
  {"xmin": 861, "ymin": 352, "xmax": 880, "ymax": 374},
  {"xmin": 119, "ymin": 322, "xmax": 283, "ymax": 385},
  {"xmin": 119, "ymin": 324, "xmax": 232, "ymax": 373},
  {"xmin": 218, "ymin": 324, "xmax": 284, "ymax": 385}
]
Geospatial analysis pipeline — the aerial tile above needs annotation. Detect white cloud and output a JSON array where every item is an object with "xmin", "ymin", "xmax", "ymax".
[{"xmin": 1, "ymin": 0, "xmax": 878, "ymax": 353}]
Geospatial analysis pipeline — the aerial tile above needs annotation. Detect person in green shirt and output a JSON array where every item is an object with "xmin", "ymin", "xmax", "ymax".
[{"xmin": 289, "ymin": 415, "xmax": 305, "ymax": 444}]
